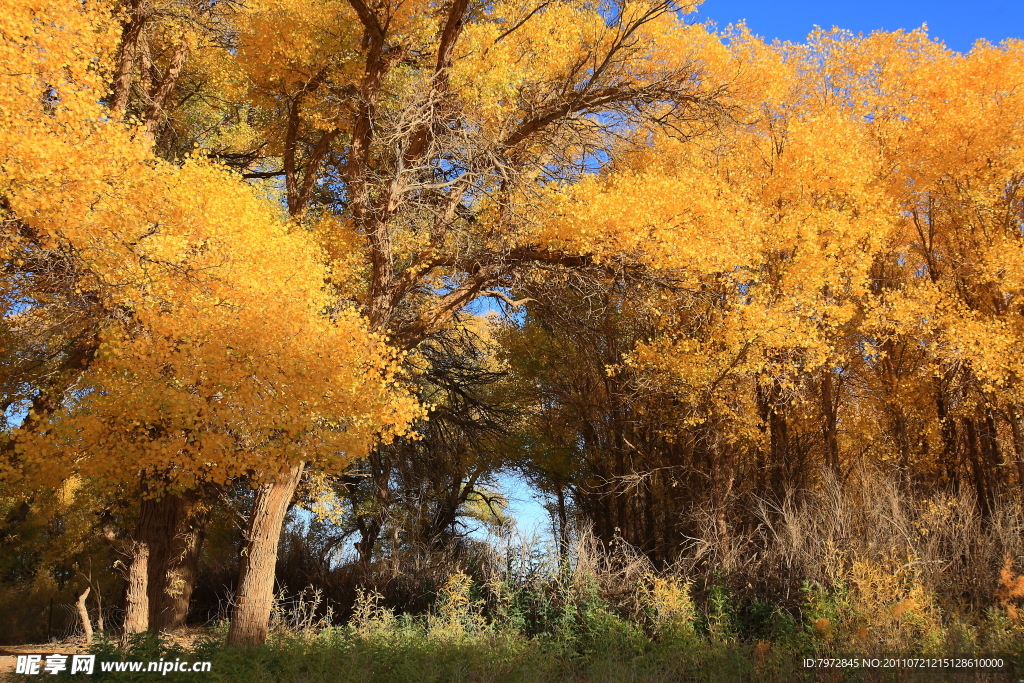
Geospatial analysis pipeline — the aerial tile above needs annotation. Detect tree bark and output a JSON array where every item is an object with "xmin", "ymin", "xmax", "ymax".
[
  {"xmin": 227, "ymin": 463, "xmax": 305, "ymax": 647},
  {"xmin": 982, "ymin": 407, "xmax": 1002, "ymax": 482},
  {"xmin": 122, "ymin": 487, "xmax": 181, "ymax": 636},
  {"xmin": 143, "ymin": 35, "xmax": 188, "ymax": 137},
  {"xmin": 120, "ymin": 489, "xmax": 212, "ymax": 633},
  {"xmin": 121, "ymin": 540, "xmax": 149, "ymax": 638},
  {"xmin": 141, "ymin": 493, "xmax": 182, "ymax": 632},
  {"xmin": 76, "ymin": 588, "xmax": 93, "ymax": 644},
  {"xmin": 111, "ymin": 0, "xmax": 147, "ymax": 115},
  {"xmin": 711, "ymin": 435, "xmax": 735, "ymax": 543},
  {"xmin": 821, "ymin": 369, "xmax": 840, "ymax": 477},
  {"xmin": 95, "ymin": 585, "xmax": 105, "ymax": 635},
  {"xmin": 963, "ymin": 417, "xmax": 993, "ymax": 520},
  {"xmin": 936, "ymin": 389, "xmax": 959, "ymax": 490},
  {"xmin": 354, "ymin": 514, "xmax": 381, "ymax": 570},
  {"xmin": 149, "ymin": 492, "xmax": 213, "ymax": 632},
  {"xmin": 353, "ymin": 449, "xmax": 391, "ymax": 571},
  {"xmin": 756, "ymin": 378, "xmax": 789, "ymax": 499},
  {"xmin": 1009, "ymin": 404, "xmax": 1024, "ymax": 487}
]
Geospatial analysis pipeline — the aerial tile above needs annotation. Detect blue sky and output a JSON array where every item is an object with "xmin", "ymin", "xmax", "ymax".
[
  {"xmin": 692, "ymin": 0, "xmax": 1023, "ymax": 53},
  {"xmin": 494, "ymin": 470, "xmax": 552, "ymax": 539}
]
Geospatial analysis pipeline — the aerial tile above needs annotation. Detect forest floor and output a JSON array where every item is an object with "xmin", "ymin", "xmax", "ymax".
[
  {"xmin": 0, "ymin": 641, "xmax": 88, "ymax": 677},
  {"xmin": 3, "ymin": 627, "xmax": 1022, "ymax": 682},
  {"xmin": 0, "ymin": 629, "xmax": 207, "ymax": 678}
]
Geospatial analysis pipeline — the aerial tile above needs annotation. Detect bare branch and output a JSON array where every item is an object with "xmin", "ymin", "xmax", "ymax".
[
  {"xmin": 494, "ymin": 1, "xmax": 550, "ymax": 44},
  {"xmin": 481, "ymin": 289, "xmax": 534, "ymax": 308}
]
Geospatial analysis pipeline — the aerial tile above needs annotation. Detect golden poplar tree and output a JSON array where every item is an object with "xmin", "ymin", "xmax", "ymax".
[{"xmin": 2, "ymin": 0, "xmax": 420, "ymax": 636}]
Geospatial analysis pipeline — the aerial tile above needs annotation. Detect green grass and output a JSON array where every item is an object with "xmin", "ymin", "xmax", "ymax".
[
  {"xmin": 17, "ymin": 619, "xmax": 1023, "ymax": 683},
  {"xmin": 17, "ymin": 571, "xmax": 1024, "ymax": 683}
]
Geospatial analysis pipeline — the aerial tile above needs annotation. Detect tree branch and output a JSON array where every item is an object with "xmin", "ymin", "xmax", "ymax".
[
  {"xmin": 111, "ymin": 0, "xmax": 148, "ymax": 115},
  {"xmin": 346, "ymin": 0, "xmax": 384, "ymax": 44},
  {"xmin": 294, "ymin": 129, "xmax": 340, "ymax": 216},
  {"xmin": 144, "ymin": 34, "xmax": 189, "ymax": 137},
  {"xmin": 481, "ymin": 289, "xmax": 533, "ymax": 308}
]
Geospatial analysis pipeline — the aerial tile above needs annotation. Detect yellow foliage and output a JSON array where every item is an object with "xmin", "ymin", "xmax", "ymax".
[
  {"xmin": 828, "ymin": 555, "xmax": 947, "ymax": 653},
  {"xmin": 996, "ymin": 556, "xmax": 1024, "ymax": 621},
  {"xmin": 350, "ymin": 588, "xmax": 397, "ymax": 634},
  {"xmin": 1, "ymin": 0, "xmax": 423, "ymax": 491},
  {"xmin": 428, "ymin": 572, "xmax": 486, "ymax": 637},
  {"xmin": 643, "ymin": 575, "xmax": 696, "ymax": 637}
]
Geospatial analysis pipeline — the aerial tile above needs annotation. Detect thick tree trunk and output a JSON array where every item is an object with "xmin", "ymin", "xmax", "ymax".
[
  {"xmin": 756, "ymin": 378, "xmax": 788, "ymax": 498},
  {"xmin": 111, "ymin": 0, "xmax": 147, "ymax": 114},
  {"xmin": 770, "ymin": 406, "xmax": 789, "ymax": 496},
  {"xmin": 981, "ymin": 408, "xmax": 1002, "ymax": 487},
  {"xmin": 122, "ymin": 490, "xmax": 174, "ymax": 636},
  {"xmin": 755, "ymin": 382, "xmax": 769, "ymax": 492},
  {"xmin": 141, "ymin": 493, "xmax": 184, "ymax": 632},
  {"xmin": 227, "ymin": 463, "xmax": 304, "ymax": 647},
  {"xmin": 354, "ymin": 515, "xmax": 381, "ymax": 570},
  {"xmin": 121, "ymin": 540, "xmax": 149, "ymax": 638},
  {"xmin": 121, "ymin": 489, "xmax": 213, "ymax": 634},
  {"xmin": 353, "ymin": 450, "xmax": 391, "ymax": 571},
  {"xmin": 150, "ymin": 492, "xmax": 213, "ymax": 631}
]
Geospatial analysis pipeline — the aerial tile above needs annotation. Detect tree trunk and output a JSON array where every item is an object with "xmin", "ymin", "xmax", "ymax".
[
  {"xmin": 755, "ymin": 382, "xmax": 769, "ymax": 493},
  {"xmin": 150, "ymin": 492, "xmax": 214, "ymax": 631},
  {"xmin": 121, "ymin": 540, "xmax": 149, "ymax": 638},
  {"xmin": 354, "ymin": 514, "xmax": 381, "ymax": 570},
  {"xmin": 142, "ymin": 493, "xmax": 184, "ymax": 632},
  {"xmin": 95, "ymin": 586, "xmax": 105, "ymax": 635},
  {"xmin": 111, "ymin": 0, "xmax": 147, "ymax": 114},
  {"xmin": 936, "ymin": 389, "xmax": 959, "ymax": 490},
  {"xmin": 1009, "ymin": 404, "xmax": 1024, "ymax": 487},
  {"xmin": 711, "ymin": 436, "xmax": 735, "ymax": 543},
  {"xmin": 353, "ymin": 450, "xmax": 391, "ymax": 571},
  {"xmin": 121, "ymin": 489, "xmax": 212, "ymax": 634},
  {"xmin": 756, "ymin": 378, "xmax": 789, "ymax": 498},
  {"xmin": 963, "ymin": 417, "xmax": 992, "ymax": 520},
  {"xmin": 122, "ymin": 489, "xmax": 177, "ymax": 637},
  {"xmin": 769, "ymin": 389, "xmax": 789, "ymax": 497},
  {"xmin": 821, "ymin": 369, "xmax": 840, "ymax": 477},
  {"xmin": 227, "ymin": 463, "xmax": 305, "ymax": 647},
  {"xmin": 982, "ymin": 407, "xmax": 1002, "ymax": 489},
  {"xmin": 555, "ymin": 483, "xmax": 568, "ymax": 555},
  {"xmin": 76, "ymin": 588, "xmax": 93, "ymax": 644}
]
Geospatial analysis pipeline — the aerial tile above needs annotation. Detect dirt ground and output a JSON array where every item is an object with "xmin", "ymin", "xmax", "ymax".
[
  {"xmin": 0, "ymin": 640, "xmax": 89, "ymax": 676},
  {"xmin": 0, "ymin": 629, "xmax": 208, "ymax": 676}
]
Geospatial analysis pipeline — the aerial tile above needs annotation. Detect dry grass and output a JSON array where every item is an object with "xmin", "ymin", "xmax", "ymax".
[{"xmin": 670, "ymin": 467, "xmax": 1024, "ymax": 615}]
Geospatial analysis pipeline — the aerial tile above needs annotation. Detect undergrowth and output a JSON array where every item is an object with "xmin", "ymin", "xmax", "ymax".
[
  {"xmin": 20, "ymin": 563, "xmax": 1024, "ymax": 683},
  {"xmin": 16, "ymin": 474, "xmax": 1024, "ymax": 682}
]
